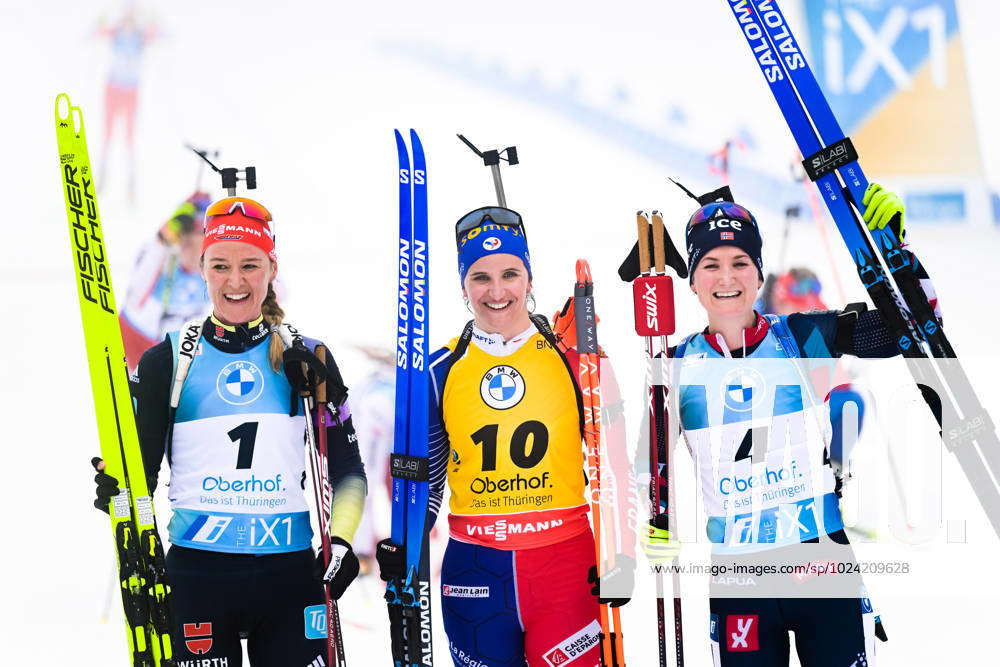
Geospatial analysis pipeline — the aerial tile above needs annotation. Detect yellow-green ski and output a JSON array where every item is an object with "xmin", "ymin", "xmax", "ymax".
[{"xmin": 55, "ymin": 94, "xmax": 174, "ymax": 667}]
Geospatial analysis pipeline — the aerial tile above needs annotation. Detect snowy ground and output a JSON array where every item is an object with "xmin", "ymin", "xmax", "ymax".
[{"xmin": 3, "ymin": 1, "xmax": 1000, "ymax": 664}]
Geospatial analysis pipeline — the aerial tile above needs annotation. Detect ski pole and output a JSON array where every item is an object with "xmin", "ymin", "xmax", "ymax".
[
  {"xmin": 316, "ymin": 345, "xmax": 348, "ymax": 666},
  {"xmin": 653, "ymin": 212, "xmax": 684, "ymax": 667},
  {"xmin": 632, "ymin": 211, "xmax": 684, "ymax": 666},
  {"xmin": 574, "ymin": 259, "xmax": 611, "ymax": 666},
  {"xmin": 298, "ymin": 345, "xmax": 345, "ymax": 667},
  {"xmin": 574, "ymin": 259, "xmax": 627, "ymax": 666},
  {"xmin": 635, "ymin": 212, "xmax": 668, "ymax": 667}
]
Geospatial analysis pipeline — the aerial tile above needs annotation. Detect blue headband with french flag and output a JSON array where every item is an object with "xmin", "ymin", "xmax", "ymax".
[{"xmin": 457, "ymin": 223, "xmax": 532, "ymax": 283}]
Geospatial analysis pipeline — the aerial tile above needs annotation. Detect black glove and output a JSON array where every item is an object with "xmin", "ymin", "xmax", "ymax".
[
  {"xmin": 92, "ymin": 457, "xmax": 120, "ymax": 514},
  {"xmin": 375, "ymin": 538, "xmax": 406, "ymax": 582},
  {"xmin": 588, "ymin": 554, "xmax": 636, "ymax": 607},
  {"xmin": 282, "ymin": 344, "xmax": 330, "ymax": 397},
  {"xmin": 314, "ymin": 536, "xmax": 360, "ymax": 600}
]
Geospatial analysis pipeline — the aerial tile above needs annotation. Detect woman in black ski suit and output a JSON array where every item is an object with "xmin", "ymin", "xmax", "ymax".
[{"xmin": 93, "ymin": 196, "xmax": 367, "ymax": 665}]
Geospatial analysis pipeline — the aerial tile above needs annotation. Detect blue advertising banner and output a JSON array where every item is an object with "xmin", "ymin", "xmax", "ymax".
[{"xmin": 805, "ymin": 0, "xmax": 960, "ymax": 132}]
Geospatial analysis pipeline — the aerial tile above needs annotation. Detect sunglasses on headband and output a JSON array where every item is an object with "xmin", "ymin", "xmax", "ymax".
[
  {"xmin": 686, "ymin": 201, "xmax": 758, "ymax": 234},
  {"xmin": 206, "ymin": 198, "xmax": 273, "ymax": 224},
  {"xmin": 454, "ymin": 206, "xmax": 526, "ymax": 248}
]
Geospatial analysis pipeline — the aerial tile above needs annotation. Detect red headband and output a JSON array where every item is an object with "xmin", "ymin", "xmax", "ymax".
[{"xmin": 202, "ymin": 212, "xmax": 277, "ymax": 262}]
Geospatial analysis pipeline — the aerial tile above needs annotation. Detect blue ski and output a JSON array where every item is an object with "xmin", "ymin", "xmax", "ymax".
[
  {"xmin": 387, "ymin": 129, "xmax": 434, "ymax": 666},
  {"xmin": 740, "ymin": 0, "xmax": 944, "ymax": 352},
  {"xmin": 725, "ymin": 0, "xmax": 923, "ymax": 354},
  {"xmin": 725, "ymin": 0, "xmax": 1000, "ymax": 537}
]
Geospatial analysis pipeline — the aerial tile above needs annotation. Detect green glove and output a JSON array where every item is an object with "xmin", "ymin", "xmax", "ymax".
[
  {"xmin": 641, "ymin": 518, "xmax": 681, "ymax": 565},
  {"xmin": 862, "ymin": 183, "xmax": 905, "ymax": 242}
]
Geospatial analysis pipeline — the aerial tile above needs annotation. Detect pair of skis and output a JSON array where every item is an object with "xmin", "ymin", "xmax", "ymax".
[
  {"xmin": 55, "ymin": 94, "xmax": 174, "ymax": 666},
  {"xmin": 387, "ymin": 129, "xmax": 434, "ymax": 666},
  {"xmin": 725, "ymin": 0, "xmax": 1000, "ymax": 537},
  {"xmin": 632, "ymin": 212, "xmax": 684, "ymax": 667},
  {"xmin": 574, "ymin": 260, "xmax": 628, "ymax": 666}
]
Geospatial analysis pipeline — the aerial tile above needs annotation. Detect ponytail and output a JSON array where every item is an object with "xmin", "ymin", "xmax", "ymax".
[{"xmin": 262, "ymin": 282, "xmax": 285, "ymax": 372}]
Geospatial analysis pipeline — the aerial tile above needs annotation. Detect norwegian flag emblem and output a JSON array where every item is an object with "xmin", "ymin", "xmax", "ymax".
[{"xmin": 720, "ymin": 231, "xmax": 735, "ymax": 240}]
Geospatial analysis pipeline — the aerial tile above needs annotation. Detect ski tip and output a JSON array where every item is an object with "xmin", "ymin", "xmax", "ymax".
[
  {"xmin": 575, "ymin": 258, "xmax": 592, "ymax": 283},
  {"xmin": 71, "ymin": 106, "xmax": 85, "ymax": 136},
  {"xmin": 54, "ymin": 96, "xmax": 85, "ymax": 137},
  {"xmin": 55, "ymin": 93, "xmax": 71, "ymax": 119},
  {"xmin": 394, "ymin": 130, "xmax": 409, "ymax": 162},
  {"xmin": 409, "ymin": 128, "xmax": 423, "ymax": 150}
]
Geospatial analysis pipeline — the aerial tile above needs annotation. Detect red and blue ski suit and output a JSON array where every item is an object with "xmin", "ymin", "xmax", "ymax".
[{"xmin": 427, "ymin": 320, "xmax": 605, "ymax": 667}]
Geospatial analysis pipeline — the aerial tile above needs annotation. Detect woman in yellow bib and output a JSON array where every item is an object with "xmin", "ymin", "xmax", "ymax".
[{"xmin": 378, "ymin": 207, "xmax": 604, "ymax": 666}]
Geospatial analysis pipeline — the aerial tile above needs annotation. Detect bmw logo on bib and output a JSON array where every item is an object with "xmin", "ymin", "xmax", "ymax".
[
  {"xmin": 217, "ymin": 360, "xmax": 265, "ymax": 406},
  {"xmin": 481, "ymin": 365, "xmax": 525, "ymax": 410},
  {"xmin": 721, "ymin": 365, "xmax": 765, "ymax": 412}
]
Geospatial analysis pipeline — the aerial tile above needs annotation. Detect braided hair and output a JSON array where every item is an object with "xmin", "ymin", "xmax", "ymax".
[{"xmin": 261, "ymin": 282, "xmax": 285, "ymax": 372}]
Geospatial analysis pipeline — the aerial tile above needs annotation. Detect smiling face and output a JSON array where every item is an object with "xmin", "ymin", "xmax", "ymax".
[
  {"xmin": 462, "ymin": 253, "xmax": 532, "ymax": 339},
  {"xmin": 691, "ymin": 245, "xmax": 762, "ymax": 322},
  {"xmin": 201, "ymin": 241, "xmax": 277, "ymax": 325}
]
